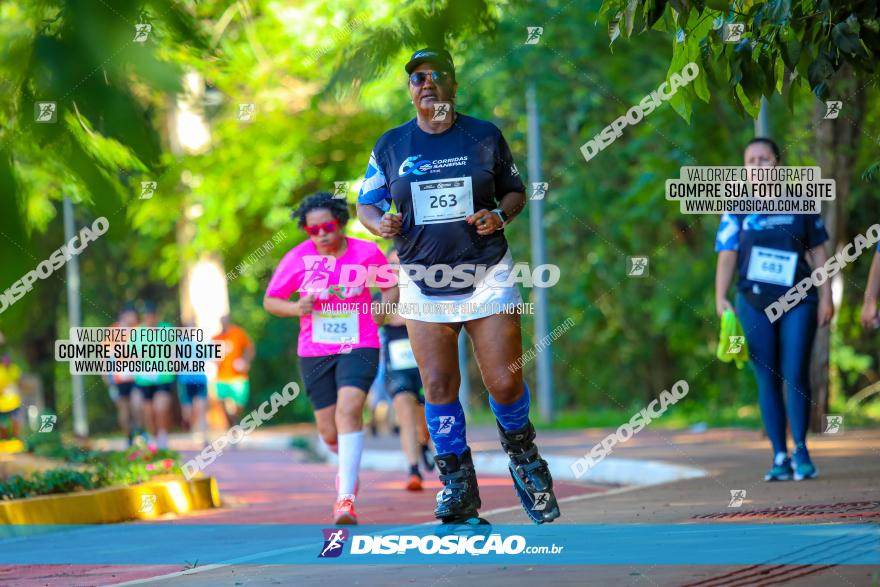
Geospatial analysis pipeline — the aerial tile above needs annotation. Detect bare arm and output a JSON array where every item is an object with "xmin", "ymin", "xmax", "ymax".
[
  {"xmin": 715, "ymin": 250, "xmax": 737, "ymax": 317},
  {"xmin": 498, "ymin": 190, "xmax": 526, "ymax": 224},
  {"xmin": 806, "ymin": 244, "xmax": 832, "ymax": 302},
  {"xmin": 466, "ymin": 191, "xmax": 527, "ymax": 235},
  {"xmin": 372, "ymin": 286, "xmax": 401, "ymax": 325},
  {"xmin": 243, "ymin": 337, "xmax": 256, "ymax": 362},
  {"xmin": 357, "ymin": 203, "xmax": 384, "ymax": 236},
  {"xmin": 357, "ymin": 203, "xmax": 401, "ymax": 239},
  {"xmin": 807, "ymin": 244, "xmax": 834, "ymax": 326},
  {"xmin": 862, "ymin": 252, "xmax": 880, "ymax": 328},
  {"xmin": 263, "ymin": 295, "xmax": 311, "ymax": 318}
]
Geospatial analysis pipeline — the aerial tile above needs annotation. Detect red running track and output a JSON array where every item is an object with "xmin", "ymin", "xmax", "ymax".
[{"xmin": 0, "ymin": 448, "xmax": 607, "ymax": 586}]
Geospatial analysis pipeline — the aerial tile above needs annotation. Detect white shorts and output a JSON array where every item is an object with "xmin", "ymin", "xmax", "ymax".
[{"xmin": 397, "ymin": 250, "xmax": 523, "ymax": 323}]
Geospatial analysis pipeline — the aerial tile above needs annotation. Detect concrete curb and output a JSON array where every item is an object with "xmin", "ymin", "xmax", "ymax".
[
  {"xmin": 313, "ymin": 439, "xmax": 706, "ymax": 487},
  {"xmin": 97, "ymin": 431, "xmax": 708, "ymax": 487}
]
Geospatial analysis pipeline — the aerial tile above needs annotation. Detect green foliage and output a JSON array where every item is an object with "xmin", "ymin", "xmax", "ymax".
[
  {"xmin": 599, "ymin": 0, "xmax": 880, "ymax": 118},
  {"xmin": 2, "ymin": 0, "xmax": 879, "ymax": 431},
  {"xmin": 0, "ymin": 468, "xmax": 99, "ymax": 500},
  {"xmin": 0, "ymin": 1, "xmax": 208, "ymax": 277},
  {"xmin": 1, "ymin": 434, "xmax": 183, "ymax": 500}
]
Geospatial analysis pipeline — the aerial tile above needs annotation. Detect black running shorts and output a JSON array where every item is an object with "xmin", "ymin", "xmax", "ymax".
[
  {"xmin": 298, "ymin": 348, "xmax": 380, "ymax": 410},
  {"xmin": 389, "ymin": 368, "xmax": 424, "ymax": 404}
]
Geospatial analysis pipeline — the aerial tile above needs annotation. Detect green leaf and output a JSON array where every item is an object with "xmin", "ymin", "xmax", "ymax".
[
  {"xmin": 645, "ymin": 0, "xmax": 669, "ymax": 30},
  {"xmin": 610, "ymin": 11, "xmax": 623, "ymax": 46},
  {"xmin": 624, "ymin": 0, "xmax": 639, "ymax": 37},
  {"xmin": 781, "ymin": 38, "xmax": 801, "ymax": 68},
  {"xmin": 739, "ymin": 59, "xmax": 766, "ymax": 104},
  {"xmin": 807, "ymin": 52, "xmax": 835, "ymax": 88},
  {"xmin": 686, "ymin": 21, "xmax": 711, "ymax": 102},
  {"xmin": 705, "ymin": 0, "xmax": 729, "ymax": 11},
  {"xmin": 759, "ymin": 53, "xmax": 776, "ymax": 95},
  {"xmin": 832, "ymin": 15, "xmax": 862, "ymax": 55},
  {"xmin": 735, "ymin": 83, "xmax": 761, "ymax": 117},
  {"xmin": 667, "ymin": 90, "xmax": 693, "ymax": 121},
  {"xmin": 763, "ymin": 0, "xmax": 792, "ymax": 25},
  {"xmin": 862, "ymin": 160, "xmax": 880, "ymax": 182}
]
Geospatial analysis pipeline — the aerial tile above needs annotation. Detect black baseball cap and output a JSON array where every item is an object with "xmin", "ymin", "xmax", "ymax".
[{"xmin": 405, "ymin": 47, "xmax": 455, "ymax": 77}]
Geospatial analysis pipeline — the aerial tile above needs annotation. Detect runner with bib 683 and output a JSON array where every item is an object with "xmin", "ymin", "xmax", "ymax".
[{"xmin": 715, "ymin": 138, "xmax": 833, "ymax": 483}]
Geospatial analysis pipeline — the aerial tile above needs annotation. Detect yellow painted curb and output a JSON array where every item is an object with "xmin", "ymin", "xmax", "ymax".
[
  {"xmin": 0, "ymin": 439, "xmax": 25, "ymax": 454},
  {"xmin": 0, "ymin": 476, "xmax": 220, "ymax": 524}
]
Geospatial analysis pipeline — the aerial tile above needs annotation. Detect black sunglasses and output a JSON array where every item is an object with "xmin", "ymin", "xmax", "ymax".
[{"xmin": 408, "ymin": 70, "xmax": 452, "ymax": 86}]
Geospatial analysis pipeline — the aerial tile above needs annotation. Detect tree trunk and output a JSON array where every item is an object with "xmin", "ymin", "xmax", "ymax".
[
  {"xmin": 20, "ymin": 211, "xmax": 65, "ymax": 412},
  {"xmin": 809, "ymin": 66, "xmax": 865, "ymax": 433}
]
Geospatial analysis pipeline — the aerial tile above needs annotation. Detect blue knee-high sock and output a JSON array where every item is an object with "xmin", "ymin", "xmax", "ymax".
[
  {"xmin": 425, "ymin": 399, "xmax": 467, "ymax": 457},
  {"xmin": 489, "ymin": 382, "xmax": 531, "ymax": 431}
]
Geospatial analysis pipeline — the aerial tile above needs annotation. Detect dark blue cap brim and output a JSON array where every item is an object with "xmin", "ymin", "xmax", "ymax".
[{"xmin": 405, "ymin": 52, "xmax": 455, "ymax": 74}]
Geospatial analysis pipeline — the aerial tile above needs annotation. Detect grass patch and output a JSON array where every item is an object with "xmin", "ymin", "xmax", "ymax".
[{"xmin": 467, "ymin": 398, "xmax": 880, "ymax": 430}]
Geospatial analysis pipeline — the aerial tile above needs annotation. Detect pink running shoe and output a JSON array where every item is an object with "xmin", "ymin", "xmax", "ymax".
[{"xmin": 333, "ymin": 495, "xmax": 357, "ymax": 525}]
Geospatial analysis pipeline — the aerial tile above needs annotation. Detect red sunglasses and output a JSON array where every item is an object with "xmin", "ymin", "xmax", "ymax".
[{"xmin": 303, "ymin": 220, "xmax": 339, "ymax": 236}]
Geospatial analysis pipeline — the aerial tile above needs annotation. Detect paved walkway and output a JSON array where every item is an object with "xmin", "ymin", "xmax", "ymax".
[{"xmin": 1, "ymin": 425, "xmax": 878, "ymax": 586}]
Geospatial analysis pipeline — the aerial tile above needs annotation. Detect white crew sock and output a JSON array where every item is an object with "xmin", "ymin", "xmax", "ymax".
[
  {"xmin": 156, "ymin": 430, "xmax": 168, "ymax": 449},
  {"xmin": 337, "ymin": 431, "xmax": 364, "ymax": 498}
]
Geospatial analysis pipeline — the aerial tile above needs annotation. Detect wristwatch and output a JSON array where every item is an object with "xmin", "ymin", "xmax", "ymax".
[{"xmin": 491, "ymin": 208, "xmax": 508, "ymax": 228}]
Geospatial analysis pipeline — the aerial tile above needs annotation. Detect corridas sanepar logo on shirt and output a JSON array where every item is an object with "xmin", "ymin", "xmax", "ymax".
[{"xmin": 398, "ymin": 154, "xmax": 468, "ymax": 177}]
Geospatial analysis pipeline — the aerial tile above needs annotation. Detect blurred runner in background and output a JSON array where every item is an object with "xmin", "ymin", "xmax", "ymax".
[
  {"xmin": 715, "ymin": 138, "xmax": 831, "ymax": 482},
  {"xmin": 104, "ymin": 304, "xmax": 142, "ymax": 446},
  {"xmin": 212, "ymin": 315, "xmax": 255, "ymax": 427},
  {"xmin": 0, "ymin": 332, "xmax": 24, "ymax": 451},
  {"xmin": 365, "ymin": 330, "xmax": 394, "ymax": 437},
  {"xmin": 374, "ymin": 247, "xmax": 434, "ymax": 491},
  {"xmin": 133, "ymin": 303, "xmax": 175, "ymax": 448},
  {"xmin": 177, "ymin": 322, "xmax": 209, "ymax": 446}
]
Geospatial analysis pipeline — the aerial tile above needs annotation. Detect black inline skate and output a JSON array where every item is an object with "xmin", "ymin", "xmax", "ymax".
[
  {"xmin": 498, "ymin": 420, "xmax": 561, "ymax": 524},
  {"xmin": 433, "ymin": 448, "xmax": 489, "ymax": 525}
]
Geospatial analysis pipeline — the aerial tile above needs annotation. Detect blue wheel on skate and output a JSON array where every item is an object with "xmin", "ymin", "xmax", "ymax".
[{"xmin": 438, "ymin": 516, "xmax": 491, "ymax": 535}]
